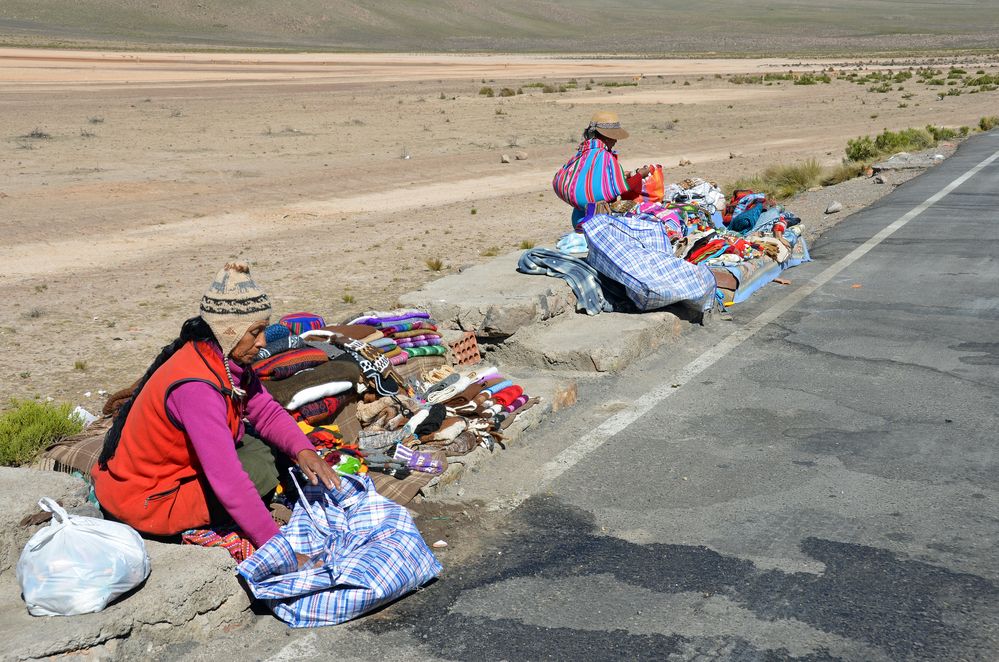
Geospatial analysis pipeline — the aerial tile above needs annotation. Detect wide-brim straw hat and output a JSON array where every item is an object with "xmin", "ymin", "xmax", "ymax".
[{"xmin": 588, "ymin": 110, "xmax": 629, "ymax": 140}]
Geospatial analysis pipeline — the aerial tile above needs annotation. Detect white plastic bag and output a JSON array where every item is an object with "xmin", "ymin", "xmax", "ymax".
[{"xmin": 16, "ymin": 497, "xmax": 151, "ymax": 616}]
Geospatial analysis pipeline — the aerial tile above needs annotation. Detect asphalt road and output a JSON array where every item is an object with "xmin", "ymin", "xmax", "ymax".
[{"xmin": 179, "ymin": 131, "xmax": 999, "ymax": 661}]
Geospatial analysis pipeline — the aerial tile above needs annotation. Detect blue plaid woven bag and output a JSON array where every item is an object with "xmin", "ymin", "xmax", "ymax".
[
  {"xmin": 582, "ymin": 214, "xmax": 716, "ymax": 312},
  {"xmin": 237, "ymin": 472, "xmax": 443, "ymax": 628}
]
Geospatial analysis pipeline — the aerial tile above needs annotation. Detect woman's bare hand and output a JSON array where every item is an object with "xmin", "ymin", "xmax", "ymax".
[{"xmin": 297, "ymin": 449, "xmax": 341, "ymax": 489}]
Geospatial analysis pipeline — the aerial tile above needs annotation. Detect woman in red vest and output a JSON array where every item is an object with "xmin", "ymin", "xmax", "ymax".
[{"xmin": 92, "ymin": 263, "xmax": 338, "ymax": 548}]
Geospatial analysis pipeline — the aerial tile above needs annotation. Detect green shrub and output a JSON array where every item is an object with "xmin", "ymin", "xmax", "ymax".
[
  {"xmin": 847, "ymin": 127, "xmax": 939, "ymax": 162},
  {"xmin": 795, "ymin": 73, "xmax": 830, "ymax": 85},
  {"xmin": 0, "ymin": 399, "xmax": 84, "ymax": 467},
  {"xmin": 478, "ymin": 86, "xmax": 494, "ymax": 97},
  {"xmin": 927, "ymin": 125, "xmax": 958, "ymax": 141},
  {"xmin": 980, "ymin": 116, "xmax": 999, "ymax": 131},
  {"xmin": 874, "ymin": 127, "xmax": 935, "ymax": 154},
  {"xmin": 846, "ymin": 136, "xmax": 879, "ymax": 161},
  {"xmin": 498, "ymin": 88, "xmax": 517, "ymax": 97}
]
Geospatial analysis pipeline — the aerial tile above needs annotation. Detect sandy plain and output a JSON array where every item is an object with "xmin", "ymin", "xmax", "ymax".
[{"xmin": 1, "ymin": 49, "xmax": 998, "ymax": 407}]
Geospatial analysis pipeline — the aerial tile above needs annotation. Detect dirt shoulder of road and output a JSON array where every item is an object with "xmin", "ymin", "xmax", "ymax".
[{"xmin": 0, "ymin": 51, "xmax": 994, "ymax": 407}]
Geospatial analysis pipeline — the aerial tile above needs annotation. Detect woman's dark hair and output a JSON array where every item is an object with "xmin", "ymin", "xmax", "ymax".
[
  {"xmin": 582, "ymin": 125, "xmax": 599, "ymax": 141},
  {"xmin": 98, "ymin": 316, "xmax": 216, "ymax": 469}
]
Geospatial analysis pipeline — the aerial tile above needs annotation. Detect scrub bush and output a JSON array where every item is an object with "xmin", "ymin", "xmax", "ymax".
[
  {"xmin": 729, "ymin": 159, "xmax": 822, "ymax": 200},
  {"xmin": 979, "ymin": 116, "xmax": 999, "ymax": 131},
  {"xmin": 926, "ymin": 125, "xmax": 958, "ymax": 141},
  {"xmin": 846, "ymin": 136, "xmax": 879, "ymax": 161},
  {"xmin": 821, "ymin": 161, "xmax": 868, "ymax": 186},
  {"xmin": 874, "ymin": 127, "xmax": 935, "ymax": 154},
  {"xmin": 846, "ymin": 125, "xmax": 956, "ymax": 162},
  {"xmin": 478, "ymin": 87, "xmax": 494, "ymax": 97},
  {"xmin": 728, "ymin": 74, "xmax": 762, "ymax": 85},
  {"xmin": 0, "ymin": 400, "xmax": 84, "ymax": 467}
]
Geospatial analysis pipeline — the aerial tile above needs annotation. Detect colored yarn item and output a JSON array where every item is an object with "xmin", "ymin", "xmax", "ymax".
[
  {"xmin": 264, "ymin": 323, "xmax": 292, "ymax": 343},
  {"xmin": 279, "ymin": 312, "xmax": 326, "ymax": 335},
  {"xmin": 182, "ymin": 528, "xmax": 255, "ymax": 562},
  {"xmin": 252, "ymin": 347, "xmax": 329, "ymax": 381}
]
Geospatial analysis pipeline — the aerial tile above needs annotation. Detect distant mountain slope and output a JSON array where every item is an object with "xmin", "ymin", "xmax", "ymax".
[{"xmin": 2, "ymin": 0, "xmax": 999, "ymax": 52}]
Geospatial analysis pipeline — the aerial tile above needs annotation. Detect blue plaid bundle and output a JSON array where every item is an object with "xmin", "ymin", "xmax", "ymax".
[
  {"xmin": 582, "ymin": 214, "xmax": 716, "ymax": 312},
  {"xmin": 237, "ymin": 473, "xmax": 442, "ymax": 628}
]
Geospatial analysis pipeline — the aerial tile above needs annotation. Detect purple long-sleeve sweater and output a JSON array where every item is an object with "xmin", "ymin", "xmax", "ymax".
[{"xmin": 166, "ymin": 354, "xmax": 313, "ymax": 547}]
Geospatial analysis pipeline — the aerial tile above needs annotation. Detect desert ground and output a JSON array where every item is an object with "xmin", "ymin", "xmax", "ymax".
[{"xmin": 1, "ymin": 49, "xmax": 998, "ymax": 408}]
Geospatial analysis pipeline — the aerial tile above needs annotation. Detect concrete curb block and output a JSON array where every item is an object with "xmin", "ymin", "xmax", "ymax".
[
  {"xmin": 399, "ymin": 250, "xmax": 576, "ymax": 339},
  {"xmin": 0, "ymin": 469, "xmax": 251, "ymax": 660},
  {"xmin": 492, "ymin": 310, "xmax": 685, "ymax": 373}
]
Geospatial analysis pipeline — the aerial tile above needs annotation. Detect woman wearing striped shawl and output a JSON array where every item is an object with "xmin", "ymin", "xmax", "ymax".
[{"xmin": 553, "ymin": 111, "xmax": 651, "ymax": 228}]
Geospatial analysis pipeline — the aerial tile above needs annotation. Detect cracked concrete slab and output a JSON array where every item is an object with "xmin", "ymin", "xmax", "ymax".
[
  {"xmin": 493, "ymin": 310, "xmax": 685, "ymax": 372},
  {"xmin": 398, "ymin": 250, "xmax": 577, "ymax": 339}
]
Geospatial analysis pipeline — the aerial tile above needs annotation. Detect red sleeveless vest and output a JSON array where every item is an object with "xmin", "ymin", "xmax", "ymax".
[{"xmin": 92, "ymin": 341, "xmax": 242, "ymax": 536}]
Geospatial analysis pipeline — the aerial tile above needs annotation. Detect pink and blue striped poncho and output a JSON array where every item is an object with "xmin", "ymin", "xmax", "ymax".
[{"xmin": 553, "ymin": 140, "xmax": 629, "ymax": 226}]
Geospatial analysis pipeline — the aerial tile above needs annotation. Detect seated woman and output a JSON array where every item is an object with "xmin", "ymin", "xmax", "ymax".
[
  {"xmin": 553, "ymin": 110, "xmax": 651, "ymax": 228},
  {"xmin": 92, "ymin": 263, "xmax": 338, "ymax": 548}
]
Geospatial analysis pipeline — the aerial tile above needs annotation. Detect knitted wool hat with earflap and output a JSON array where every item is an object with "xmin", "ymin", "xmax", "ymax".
[{"xmin": 199, "ymin": 262, "xmax": 272, "ymax": 359}]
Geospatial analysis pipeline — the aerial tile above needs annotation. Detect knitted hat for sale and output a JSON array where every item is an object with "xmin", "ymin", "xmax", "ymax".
[{"xmin": 199, "ymin": 262, "xmax": 272, "ymax": 357}]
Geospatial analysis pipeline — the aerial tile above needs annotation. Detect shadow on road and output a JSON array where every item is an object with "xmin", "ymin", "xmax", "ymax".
[{"xmin": 364, "ymin": 496, "xmax": 998, "ymax": 661}]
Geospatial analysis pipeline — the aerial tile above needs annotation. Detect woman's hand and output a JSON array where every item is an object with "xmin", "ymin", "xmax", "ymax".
[{"xmin": 296, "ymin": 449, "xmax": 341, "ymax": 490}]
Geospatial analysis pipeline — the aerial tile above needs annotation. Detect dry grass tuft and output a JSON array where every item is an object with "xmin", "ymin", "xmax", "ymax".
[{"xmin": 729, "ymin": 159, "xmax": 823, "ymax": 200}]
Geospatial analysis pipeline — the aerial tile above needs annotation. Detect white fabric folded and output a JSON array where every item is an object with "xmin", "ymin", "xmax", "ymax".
[{"xmin": 285, "ymin": 381, "xmax": 354, "ymax": 411}]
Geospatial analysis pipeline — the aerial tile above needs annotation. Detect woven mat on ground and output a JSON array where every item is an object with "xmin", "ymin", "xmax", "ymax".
[
  {"xmin": 367, "ymin": 450, "xmax": 446, "ymax": 506},
  {"xmin": 393, "ymin": 355, "xmax": 448, "ymax": 384},
  {"xmin": 34, "ymin": 418, "xmax": 111, "ymax": 479},
  {"xmin": 328, "ymin": 400, "xmax": 361, "ymax": 444}
]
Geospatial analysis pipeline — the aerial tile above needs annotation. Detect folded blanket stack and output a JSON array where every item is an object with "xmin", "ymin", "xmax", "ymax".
[
  {"xmin": 243, "ymin": 308, "xmax": 539, "ymax": 508},
  {"xmin": 251, "ymin": 312, "xmax": 361, "ymax": 432},
  {"xmin": 349, "ymin": 309, "xmax": 447, "ymax": 364}
]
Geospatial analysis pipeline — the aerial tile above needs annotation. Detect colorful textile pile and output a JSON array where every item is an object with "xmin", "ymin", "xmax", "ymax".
[
  {"xmin": 279, "ymin": 312, "xmax": 326, "ymax": 335},
  {"xmin": 250, "ymin": 308, "xmax": 536, "ymax": 508},
  {"xmin": 348, "ymin": 310, "xmax": 447, "ymax": 365},
  {"xmin": 546, "ymin": 163, "xmax": 811, "ymax": 310}
]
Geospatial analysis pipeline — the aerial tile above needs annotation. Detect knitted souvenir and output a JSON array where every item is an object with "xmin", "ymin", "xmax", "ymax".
[
  {"xmin": 256, "ymin": 334, "xmax": 307, "ymax": 360},
  {"xmin": 264, "ymin": 323, "xmax": 291, "ymax": 343},
  {"xmin": 279, "ymin": 312, "xmax": 326, "ymax": 335},
  {"xmin": 252, "ymin": 347, "xmax": 329, "ymax": 381}
]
